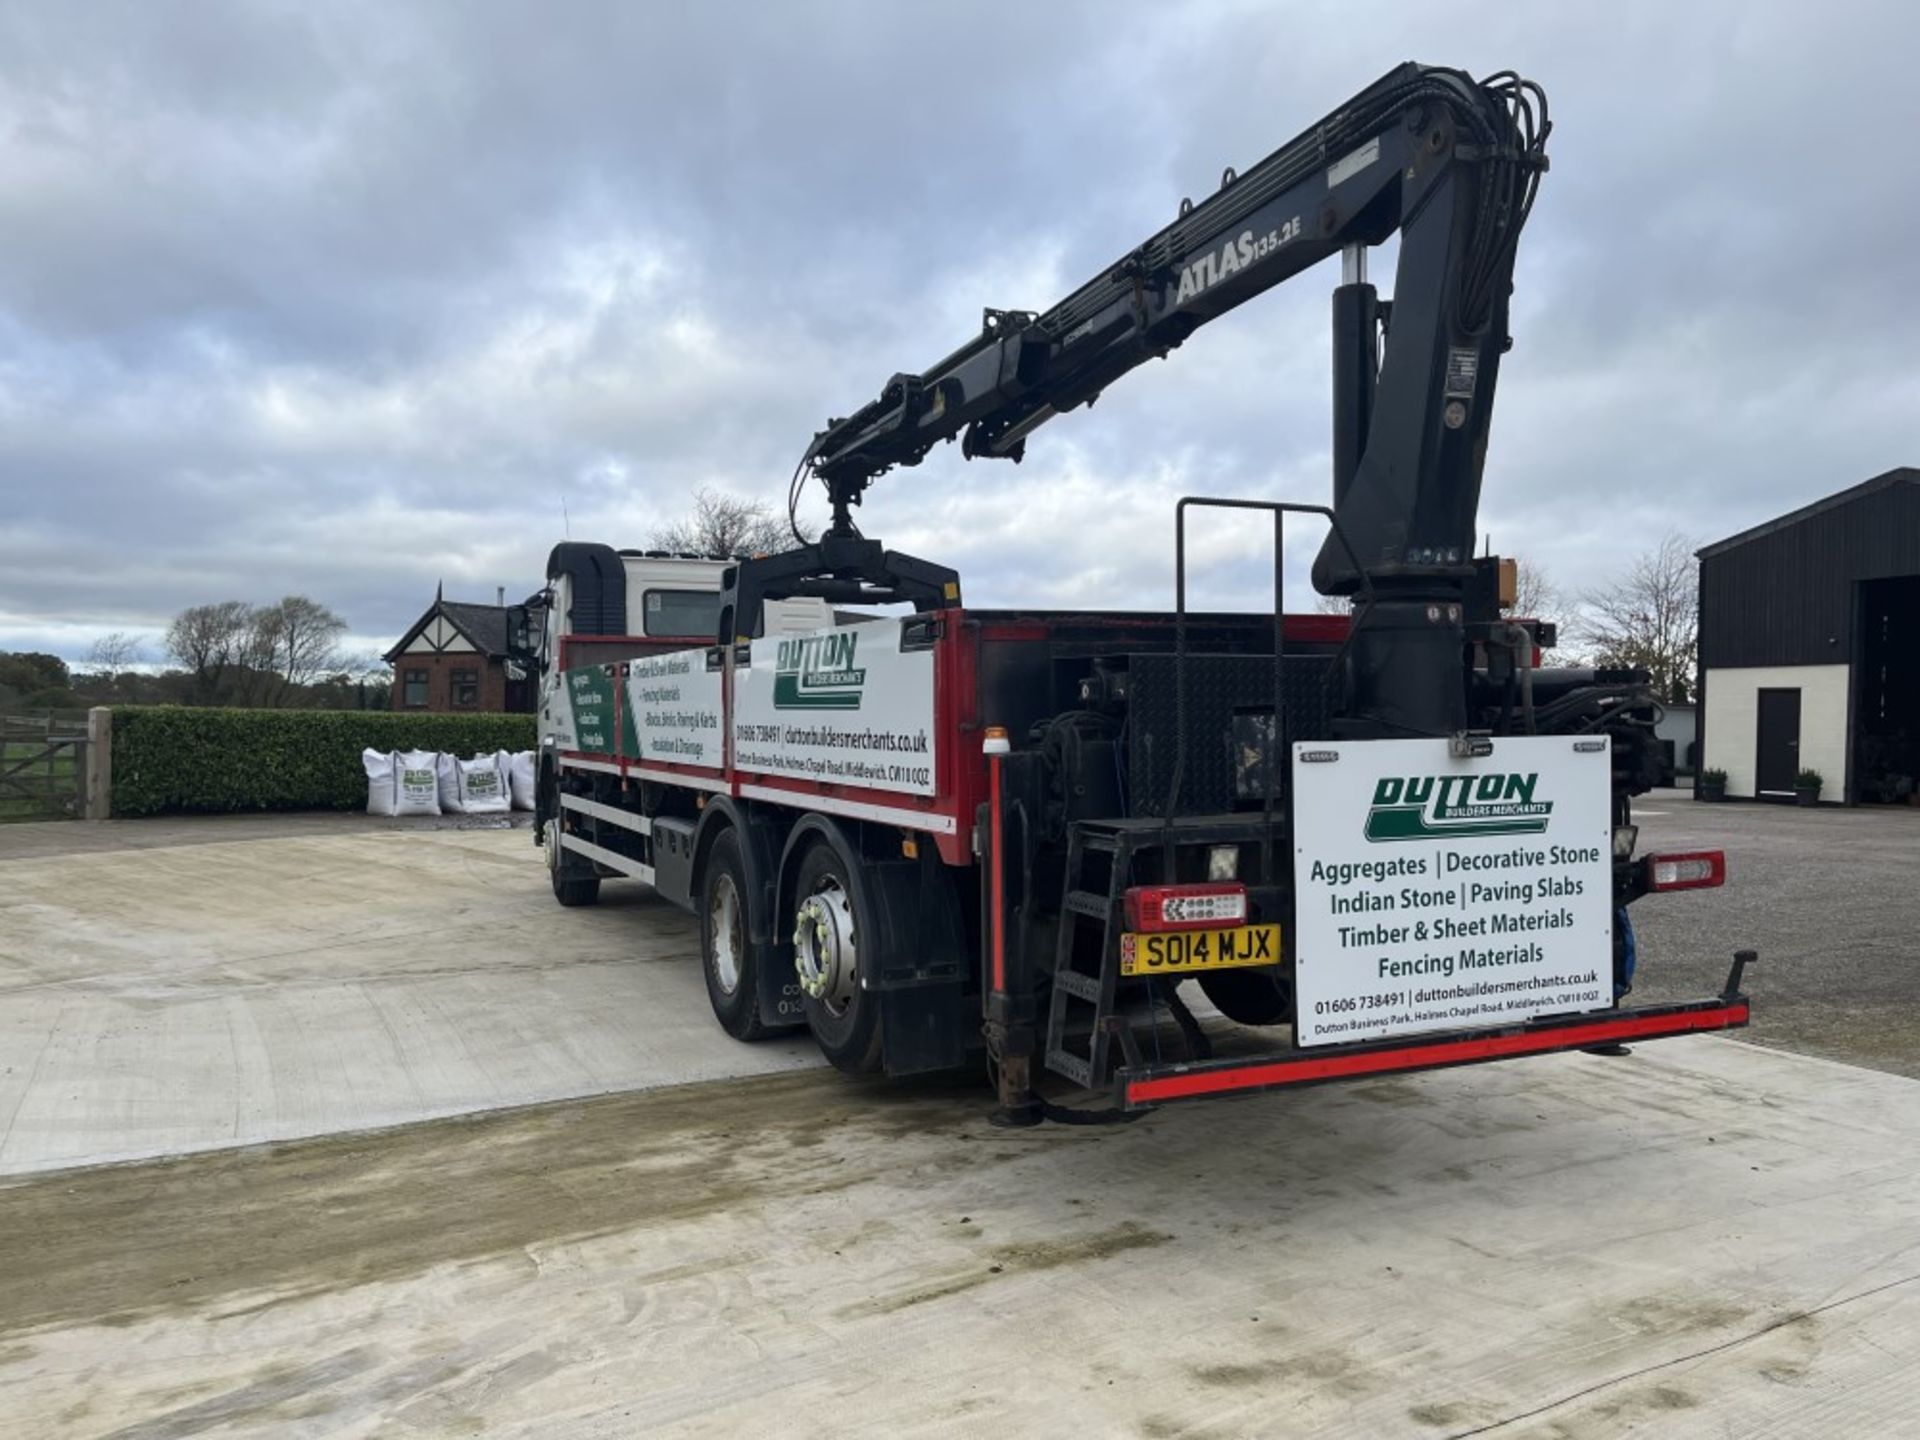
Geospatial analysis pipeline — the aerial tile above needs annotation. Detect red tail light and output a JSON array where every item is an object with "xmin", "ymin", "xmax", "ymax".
[
  {"xmin": 1124, "ymin": 882, "xmax": 1248, "ymax": 932},
  {"xmin": 1644, "ymin": 850, "xmax": 1726, "ymax": 892}
]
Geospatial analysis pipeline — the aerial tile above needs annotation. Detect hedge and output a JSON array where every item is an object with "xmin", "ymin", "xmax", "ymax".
[{"xmin": 110, "ymin": 707, "xmax": 537, "ymax": 816}]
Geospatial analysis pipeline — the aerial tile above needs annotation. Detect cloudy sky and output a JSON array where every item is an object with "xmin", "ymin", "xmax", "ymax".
[{"xmin": 3, "ymin": 1, "xmax": 1916, "ymax": 666}]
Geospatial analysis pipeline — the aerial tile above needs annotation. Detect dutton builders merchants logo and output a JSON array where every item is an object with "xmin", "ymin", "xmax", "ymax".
[
  {"xmin": 773, "ymin": 633, "xmax": 866, "ymax": 710},
  {"xmin": 1364, "ymin": 772, "xmax": 1553, "ymax": 842}
]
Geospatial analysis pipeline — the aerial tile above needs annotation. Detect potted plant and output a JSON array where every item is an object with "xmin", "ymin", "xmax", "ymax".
[
  {"xmin": 1700, "ymin": 768, "xmax": 1727, "ymax": 801},
  {"xmin": 1794, "ymin": 768, "xmax": 1823, "ymax": 806}
]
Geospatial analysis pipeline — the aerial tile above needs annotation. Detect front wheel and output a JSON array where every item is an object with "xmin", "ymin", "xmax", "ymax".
[
  {"xmin": 546, "ymin": 816, "xmax": 601, "ymax": 907},
  {"xmin": 791, "ymin": 841, "xmax": 883, "ymax": 1073}
]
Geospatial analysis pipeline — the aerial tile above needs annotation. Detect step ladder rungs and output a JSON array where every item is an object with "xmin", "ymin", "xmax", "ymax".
[
  {"xmin": 1045, "ymin": 1050, "xmax": 1094, "ymax": 1088},
  {"xmin": 1064, "ymin": 889, "xmax": 1111, "ymax": 919},
  {"xmin": 1051, "ymin": 969, "xmax": 1103, "ymax": 1002}
]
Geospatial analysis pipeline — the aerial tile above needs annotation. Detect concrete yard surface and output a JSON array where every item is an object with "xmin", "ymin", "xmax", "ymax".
[
  {"xmin": 0, "ymin": 818, "xmax": 817, "ymax": 1174},
  {"xmin": 1, "ymin": 1038, "xmax": 1917, "ymax": 1437},
  {"xmin": 2, "ymin": 802, "xmax": 1917, "ymax": 1435}
]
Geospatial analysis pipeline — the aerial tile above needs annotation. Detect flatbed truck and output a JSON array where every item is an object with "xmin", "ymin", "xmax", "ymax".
[{"xmin": 509, "ymin": 62, "xmax": 1751, "ymax": 1122}]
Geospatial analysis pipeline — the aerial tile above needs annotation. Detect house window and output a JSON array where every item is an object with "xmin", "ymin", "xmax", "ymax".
[
  {"xmin": 452, "ymin": 669, "xmax": 479, "ymax": 708},
  {"xmin": 404, "ymin": 669, "xmax": 428, "ymax": 707}
]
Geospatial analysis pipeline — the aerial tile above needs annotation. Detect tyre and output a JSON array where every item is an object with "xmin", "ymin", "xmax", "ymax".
[
  {"xmin": 699, "ymin": 827, "xmax": 775, "ymax": 1041},
  {"xmin": 546, "ymin": 815, "xmax": 601, "ymax": 907},
  {"xmin": 1198, "ymin": 969, "xmax": 1293, "ymax": 1026},
  {"xmin": 790, "ymin": 840, "xmax": 883, "ymax": 1074}
]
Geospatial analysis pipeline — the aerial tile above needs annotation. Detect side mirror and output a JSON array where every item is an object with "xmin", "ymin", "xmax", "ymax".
[{"xmin": 506, "ymin": 604, "xmax": 536, "ymax": 665}]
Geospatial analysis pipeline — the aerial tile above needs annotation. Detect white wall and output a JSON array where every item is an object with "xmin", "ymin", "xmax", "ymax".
[{"xmin": 1702, "ymin": 664, "xmax": 1850, "ymax": 798}]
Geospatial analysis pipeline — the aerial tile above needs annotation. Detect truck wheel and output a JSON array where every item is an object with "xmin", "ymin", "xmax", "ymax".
[
  {"xmin": 1198, "ymin": 970, "xmax": 1292, "ymax": 1027},
  {"xmin": 791, "ymin": 841, "xmax": 883, "ymax": 1074},
  {"xmin": 699, "ymin": 828, "xmax": 774, "ymax": 1042},
  {"xmin": 546, "ymin": 816, "xmax": 601, "ymax": 907}
]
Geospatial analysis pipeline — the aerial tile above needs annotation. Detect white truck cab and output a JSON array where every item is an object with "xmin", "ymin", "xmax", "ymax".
[{"xmin": 519, "ymin": 546, "xmax": 834, "ymax": 760}]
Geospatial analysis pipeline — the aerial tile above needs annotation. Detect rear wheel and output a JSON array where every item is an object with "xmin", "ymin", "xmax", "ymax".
[
  {"xmin": 700, "ymin": 828, "xmax": 774, "ymax": 1041},
  {"xmin": 546, "ymin": 815, "xmax": 601, "ymax": 907},
  {"xmin": 791, "ymin": 841, "xmax": 883, "ymax": 1073},
  {"xmin": 1198, "ymin": 969, "xmax": 1293, "ymax": 1027}
]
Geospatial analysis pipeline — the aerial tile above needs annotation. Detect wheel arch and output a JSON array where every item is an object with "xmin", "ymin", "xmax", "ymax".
[
  {"xmin": 775, "ymin": 813, "xmax": 860, "ymax": 941},
  {"xmin": 693, "ymin": 798, "xmax": 783, "ymax": 942}
]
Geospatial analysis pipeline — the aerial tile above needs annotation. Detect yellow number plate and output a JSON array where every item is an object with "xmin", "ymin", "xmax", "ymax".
[{"xmin": 1120, "ymin": 923, "xmax": 1282, "ymax": 977}]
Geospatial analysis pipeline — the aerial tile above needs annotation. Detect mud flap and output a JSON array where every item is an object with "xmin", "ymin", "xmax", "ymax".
[
  {"xmin": 696, "ymin": 802, "xmax": 805, "ymax": 1032},
  {"xmin": 881, "ymin": 985, "xmax": 971, "ymax": 1076}
]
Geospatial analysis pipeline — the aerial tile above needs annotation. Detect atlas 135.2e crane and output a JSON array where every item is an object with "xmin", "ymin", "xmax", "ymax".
[{"xmin": 525, "ymin": 63, "xmax": 1752, "ymax": 1123}]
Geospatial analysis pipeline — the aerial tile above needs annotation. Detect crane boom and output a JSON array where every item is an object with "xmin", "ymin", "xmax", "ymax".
[{"xmin": 794, "ymin": 61, "xmax": 1549, "ymax": 737}]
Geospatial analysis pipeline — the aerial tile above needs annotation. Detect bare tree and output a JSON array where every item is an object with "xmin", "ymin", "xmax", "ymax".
[
  {"xmin": 267, "ymin": 595, "xmax": 349, "ymax": 689},
  {"xmin": 231, "ymin": 605, "xmax": 285, "ymax": 706},
  {"xmin": 650, "ymin": 486, "xmax": 805, "ymax": 557},
  {"xmin": 164, "ymin": 596, "xmax": 347, "ymax": 705},
  {"xmin": 85, "ymin": 631, "xmax": 144, "ymax": 671},
  {"xmin": 1572, "ymin": 533, "xmax": 1698, "ymax": 702},
  {"xmin": 165, "ymin": 601, "xmax": 251, "ymax": 702},
  {"xmin": 1507, "ymin": 557, "xmax": 1564, "ymax": 624}
]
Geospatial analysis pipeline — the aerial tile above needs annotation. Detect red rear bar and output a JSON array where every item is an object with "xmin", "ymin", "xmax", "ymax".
[{"xmin": 1120, "ymin": 997, "xmax": 1751, "ymax": 1109}]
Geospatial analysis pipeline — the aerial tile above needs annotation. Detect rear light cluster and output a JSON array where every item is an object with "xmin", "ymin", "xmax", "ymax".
[
  {"xmin": 1644, "ymin": 850, "xmax": 1726, "ymax": 892},
  {"xmin": 1124, "ymin": 882, "xmax": 1247, "ymax": 932}
]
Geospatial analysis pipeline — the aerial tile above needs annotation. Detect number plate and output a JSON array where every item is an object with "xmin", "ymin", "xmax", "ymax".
[{"xmin": 1120, "ymin": 924, "xmax": 1282, "ymax": 977}]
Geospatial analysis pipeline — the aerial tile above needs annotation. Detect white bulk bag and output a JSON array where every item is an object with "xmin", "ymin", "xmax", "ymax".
[
  {"xmin": 435, "ymin": 751, "xmax": 463, "ymax": 813},
  {"xmin": 394, "ymin": 749, "xmax": 443, "ymax": 816},
  {"xmin": 459, "ymin": 753, "xmax": 511, "ymax": 814},
  {"xmin": 363, "ymin": 748, "xmax": 398, "ymax": 816},
  {"xmin": 506, "ymin": 750, "xmax": 536, "ymax": 810}
]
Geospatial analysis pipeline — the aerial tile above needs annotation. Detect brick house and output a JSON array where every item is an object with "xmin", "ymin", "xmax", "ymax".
[{"xmin": 383, "ymin": 586, "xmax": 534, "ymax": 713}]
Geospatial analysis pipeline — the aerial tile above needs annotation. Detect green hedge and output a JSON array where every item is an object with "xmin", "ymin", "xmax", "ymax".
[{"xmin": 111, "ymin": 707, "xmax": 537, "ymax": 816}]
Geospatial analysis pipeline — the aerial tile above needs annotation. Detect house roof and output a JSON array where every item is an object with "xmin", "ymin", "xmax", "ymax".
[
  {"xmin": 1697, "ymin": 467, "xmax": 1919, "ymax": 559},
  {"xmin": 437, "ymin": 602, "xmax": 510, "ymax": 656},
  {"xmin": 382, "ymin": 595, "xmax": 513, "ymax": 662}
]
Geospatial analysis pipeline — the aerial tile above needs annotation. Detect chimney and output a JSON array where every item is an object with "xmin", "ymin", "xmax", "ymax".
[{"xmin": 497, "ymin": 586, "xmax": 505, "ymax": 607}]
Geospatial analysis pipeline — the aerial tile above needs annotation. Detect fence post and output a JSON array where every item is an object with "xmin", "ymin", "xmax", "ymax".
[{"xmin": 85, "ymin": 707, "xmax": 113, "ymax": 821}]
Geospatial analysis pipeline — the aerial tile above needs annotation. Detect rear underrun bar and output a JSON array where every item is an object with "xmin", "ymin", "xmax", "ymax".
[{"xmin": 1118, "ymin": 954, "xmax": 1754, "ymax": 1109}]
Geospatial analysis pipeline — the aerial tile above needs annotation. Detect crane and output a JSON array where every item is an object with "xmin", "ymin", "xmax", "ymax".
[{"xmin": 778, "ymin": 62, "xmax": 1551, "ymax": 740}]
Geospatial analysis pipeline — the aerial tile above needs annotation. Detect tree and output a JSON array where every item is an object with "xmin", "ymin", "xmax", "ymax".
[
  {"xmin": 1572, "ymin": 533, "xmax": 1698, "ymax": 703},
  {"xmin": 164, "ymin": 596, "xmax": 348, "ymax": 706},
  {"xmin": 0, "ymin": 652, "xmax": 71, "ymax": 695},
  {"xmin": 264, "ymin": 595, "xmax": 348, "ymax": 690},
  {"xmin": 230, "ymin": 605, "xmax": 285, "ymax": 707},
  {"xmin": 1508, "ymin": 557, "xmax": 1564, "ymax": 626},
  {"xmin": 0, "ymin": 652, "xmax": 77, "ymax": 711},
  {"xmin": 165, "ymin": 601, "xmax": 252, "ymax": 702},
  {"xmin": 650, "ymin": 486, "xmax": 805, "ymax": 557},
  {"xmin": 86, "ymin": 632, "xmax": 144, "ymax": 671}
]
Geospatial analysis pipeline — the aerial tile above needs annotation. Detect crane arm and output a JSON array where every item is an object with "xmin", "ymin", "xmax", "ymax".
[{"xmin": 802, "ymin": 61, "xmax": 1548, "ymax": 607}]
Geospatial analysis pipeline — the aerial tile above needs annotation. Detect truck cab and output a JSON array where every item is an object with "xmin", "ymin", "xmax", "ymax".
[{"xmin": 510, "ymin": 544, "xmax": 836, "ymax": 803}]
